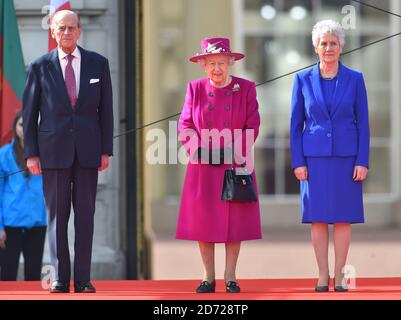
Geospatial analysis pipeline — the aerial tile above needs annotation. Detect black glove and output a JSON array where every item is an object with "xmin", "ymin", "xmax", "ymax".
[{"xmin": 195, "ymin": 148, "xmax": 231, "ymax": 165}]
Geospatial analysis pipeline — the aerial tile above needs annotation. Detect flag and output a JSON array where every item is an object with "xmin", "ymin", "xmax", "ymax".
[
  {"xmin": 0, "ymin": 0, "xmax": 26, "ymax": 145},
  {"xmin": 48, "ymin": 0, "xmax": 71, "ymax": 52}
]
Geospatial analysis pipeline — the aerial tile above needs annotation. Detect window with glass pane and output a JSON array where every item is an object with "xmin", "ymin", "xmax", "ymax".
[{"xmin": 239, "ymin": 0, "xmax": 397, "ymax": 196}]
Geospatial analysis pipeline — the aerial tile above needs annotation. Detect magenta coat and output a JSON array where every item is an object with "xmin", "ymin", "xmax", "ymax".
[{"xmin": 176, "ymin": 76, "xmax": 262, "ymax": 243}]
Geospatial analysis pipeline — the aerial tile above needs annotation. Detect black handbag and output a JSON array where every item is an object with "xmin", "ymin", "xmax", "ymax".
[{"xmin": 221, "ymin": 147, "xmax": 257, "ymax": 202}]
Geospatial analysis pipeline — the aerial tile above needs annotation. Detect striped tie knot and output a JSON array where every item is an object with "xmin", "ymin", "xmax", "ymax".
[{"xmin": 66, "ymin": 54, "xmax": 74, "ymax": 64}]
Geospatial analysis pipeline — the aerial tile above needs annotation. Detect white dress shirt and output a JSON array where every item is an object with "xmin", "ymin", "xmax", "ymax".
[{"xmin": 58, "ymin": 46, "xmax": 81, "ymax": 96}]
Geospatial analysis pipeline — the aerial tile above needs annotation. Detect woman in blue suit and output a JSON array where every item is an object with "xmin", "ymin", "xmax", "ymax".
[
  {"xmin": 290, "ymin": 20, "xmax": 369, "ymax": 292},
  {"xmin": 0, "ymin": 112, "xmax": 47, "ymax": 281}
]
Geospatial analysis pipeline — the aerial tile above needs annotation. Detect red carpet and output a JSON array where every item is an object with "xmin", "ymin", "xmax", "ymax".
[{"xmin": 0, "ymin": 278, "xmax": 400, "ymax": 300}]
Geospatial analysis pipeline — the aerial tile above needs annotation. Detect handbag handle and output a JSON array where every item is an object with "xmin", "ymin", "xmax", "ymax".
[
  {"xmin": 230, "ymin": 140, "xmax": 247, "ymax": 172},
  {"xmin": 230, "ymin": 142, "xmax": 235, "ymax": 171}
]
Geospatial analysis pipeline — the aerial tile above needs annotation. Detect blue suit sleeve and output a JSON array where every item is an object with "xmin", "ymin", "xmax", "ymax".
[
  {"xmin": 22, "ymin": 63, "xmax": 40, "ymax": 159},
  {"xmin": 99, "ymin": 58, "xmax": 114, "ymax": 156},
  {"xmin": 290, "ymin": 73, "xmax": 307, "ymax": 169},
  {"xmin": 355, "ymin": 73, "xmax": 370, "ymax": 167}
]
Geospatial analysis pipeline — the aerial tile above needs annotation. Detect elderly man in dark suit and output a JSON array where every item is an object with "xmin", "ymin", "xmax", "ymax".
[{"xmin": 23, "ymin": 10, "xmax": 113, "ymax": 293}]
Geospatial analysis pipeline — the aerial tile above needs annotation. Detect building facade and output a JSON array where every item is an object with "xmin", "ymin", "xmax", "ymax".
[
  {"xmin": 143, "ymin": 0, "xmax": 401, "ymax": 235},
  {"xmin": 12, "ymin": 0, "xmax": 401, "ymax": 279}
]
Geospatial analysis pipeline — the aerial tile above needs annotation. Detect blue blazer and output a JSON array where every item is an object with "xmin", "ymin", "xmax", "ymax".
[
  {"xmin": 290, "ymin": 62, "xmax": 370, "ymax": 169},
  {"xmin": 23, "ymin": 46, "xmax": 114, "ymax": 169}
]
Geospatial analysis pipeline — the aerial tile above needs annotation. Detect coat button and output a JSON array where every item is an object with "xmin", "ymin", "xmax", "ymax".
[
  {"xmin": 207, "ymin": 120, "xmax": 212, "ymax": 126},
  {"xmin": 225, "ymin": 105, "xmax": 230, "ymax": 111},
  {"xmin": 208, "ymin": 105, "xmax": 213, "ymax": 111},
  {"xmin": 224, "ymin": 121, "xmax": 230, "ymax": 127},
  {"xmin": 327, "ymin": 133, "xmax": 332, "ymax": 138},
  {"xmin": 225, "ymin": 91, "xmax": 231, "ymax": 96},
  {"xmin": 208, "ymin": 92, "xmax": 214, "ymax": 97}
]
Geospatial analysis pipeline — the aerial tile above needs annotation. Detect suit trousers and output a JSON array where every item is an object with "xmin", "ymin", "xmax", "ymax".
[
  {"xmin": 0, "ymin": 226, "xmax": 47, "ymax": 281},
  {"xmin": 42, "ymin": 153, "xmax": 98, "ymax": 283}
]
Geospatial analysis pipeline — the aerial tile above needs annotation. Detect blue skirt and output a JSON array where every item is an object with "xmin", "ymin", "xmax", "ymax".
[{"xmin": 300, "ymin": 157, "xmax": 364, "ymax": 224}]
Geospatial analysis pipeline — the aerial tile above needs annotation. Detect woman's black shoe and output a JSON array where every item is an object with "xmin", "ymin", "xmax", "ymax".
[
  {"xmin": 315, "ymin": 282, "xmax": 329, "ymax": 292},
  {"xmin": 334, "ymin": 278, "xmax": 348, "ymax": 292},
  {"xmin": 196, "ymin": 280, "xmax": 216, "ymax": 293},
  {"xmin": 226, "ymin": 281, "xmax": 241, "ymax": 293}
]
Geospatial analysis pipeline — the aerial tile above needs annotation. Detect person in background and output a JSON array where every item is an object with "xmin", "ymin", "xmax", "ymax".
[{"xmin": 0, "ymin": 111, "xmax": 47, "ymax": 281}]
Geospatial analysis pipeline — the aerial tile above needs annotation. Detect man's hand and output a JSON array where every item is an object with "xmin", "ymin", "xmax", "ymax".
[
  {"xmin": 294, "ymin": 166, "xmax": 308, "ymax": 181},
  {"xmin": 0, "ymin": 230, "xmax": 6, "ymax": 249},
  {"xmin": 353, "ymin": 166, "xmax": 368, "ymax": 181},
  {"xmin": 98, "ymin": 154, "xmax": 110, "ymax": 172},
  {"xmin": 27, "ymin": 157, "xmax": 42, "ymax": 175}
]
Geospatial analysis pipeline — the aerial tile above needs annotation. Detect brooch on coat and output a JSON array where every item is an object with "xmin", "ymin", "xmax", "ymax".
[{"xmin": 232, "ymin": 83, "xmax": 240, "ymax": 92}]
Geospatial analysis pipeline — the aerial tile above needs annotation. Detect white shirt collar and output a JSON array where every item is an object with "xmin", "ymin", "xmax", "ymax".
[{"xmin": 58, "ymin": 46, "xmax": 81, "ymax": 61}]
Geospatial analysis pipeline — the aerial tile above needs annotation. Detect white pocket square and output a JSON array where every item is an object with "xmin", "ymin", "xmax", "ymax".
[{"xmin": 90, "ymin": 79, "xmax": 100, "ymax": 84}]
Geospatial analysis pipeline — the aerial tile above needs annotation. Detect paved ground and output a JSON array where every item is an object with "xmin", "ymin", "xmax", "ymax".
[{"xmin": 151, "ymin": 227, "xmax": 401, "ymax": 280}]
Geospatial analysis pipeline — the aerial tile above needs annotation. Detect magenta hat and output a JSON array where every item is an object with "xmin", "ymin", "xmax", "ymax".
[{"xmin": 189, "ymin": 37, "xmax": 245, "ymax": 63}]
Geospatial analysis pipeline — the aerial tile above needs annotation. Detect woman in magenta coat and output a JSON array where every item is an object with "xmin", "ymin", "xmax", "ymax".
[{"xmin": 176, "ymin": 37, "xmax": 262, "ymax": 293}]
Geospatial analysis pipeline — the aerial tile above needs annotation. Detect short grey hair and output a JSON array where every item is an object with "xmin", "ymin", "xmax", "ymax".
[
  {"xmin": 197, "ymin": 55, "xmax": 235, "ymax": 68},
  {"xmin": 312, "ymin": 20, "xmax": 345, "ymax": 48},
  {"xmin": 51, "ymin": 10, "xmax": 81, "ymax": 31}
]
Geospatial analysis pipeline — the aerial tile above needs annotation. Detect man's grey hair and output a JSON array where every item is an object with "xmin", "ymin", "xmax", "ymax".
[
  {"xmin": 312, "ymin": 19, "xmax": 345, "ymax": 48},
  {"xmin": 51, "ymin": 10, "xmax": 81, "ymax": 30}
]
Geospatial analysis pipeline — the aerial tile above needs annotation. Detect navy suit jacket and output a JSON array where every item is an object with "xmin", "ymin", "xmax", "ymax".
[
  {"xmin": 23, "ymin": 46, "xmax": 113, "ymax": 169},
  {"xmin": 290, "ymin": 62, "xmax": 370, "ymax": 169}
]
